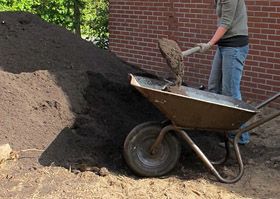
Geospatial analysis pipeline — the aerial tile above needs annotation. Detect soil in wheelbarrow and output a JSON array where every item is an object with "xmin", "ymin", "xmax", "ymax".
[{"xmin": 0, "ymin": 11, "xmax": 280, "ymax": 199}]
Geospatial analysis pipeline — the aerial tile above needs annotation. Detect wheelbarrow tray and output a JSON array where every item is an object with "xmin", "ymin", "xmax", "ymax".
[{"xmin": 130, "ymin": 74, "xmax": 258, "ymax": 131}]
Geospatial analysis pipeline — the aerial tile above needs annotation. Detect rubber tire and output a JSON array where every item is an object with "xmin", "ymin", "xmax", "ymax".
[{"xmin": 123, "ymin": 122, "xmax": 181, "ymax": 177}]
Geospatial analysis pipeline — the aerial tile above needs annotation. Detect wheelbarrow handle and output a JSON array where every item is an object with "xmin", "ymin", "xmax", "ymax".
[
  {"xmin": 256, "ymin": 92, "xmax": 280, "ymax": 109},
  {"xmin": 182, "ymin": 46, "xmax": 201, "ymax": 57}
]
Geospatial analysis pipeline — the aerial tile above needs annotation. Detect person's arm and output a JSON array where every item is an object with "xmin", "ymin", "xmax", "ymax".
[
  {"xmin": 209, "ymin": 0, "xmax": 239, "ymax": 44},
  {"xmin": 197, "ymin": 26, "xmax": 227, "ymax": 52},
  {"xmin": 208, "ymin": 26, "xmax": 228, "ymax": 46},
  {"xmin": 219, "ymin": 0, "xmax": 238, "ymax": 30},
  {"xmin": 198, "ymin": 0, "xmax": 238, "ymax": 52}
]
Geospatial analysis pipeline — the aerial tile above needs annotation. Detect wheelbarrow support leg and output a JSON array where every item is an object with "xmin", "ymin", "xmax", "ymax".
[
  {"xmin": 151, "ymin": 125, "xmax": 244, "ymax": 183},
  {"xmin": 177, "ymin": 129, "xmax": 244, "ymax": 183}
]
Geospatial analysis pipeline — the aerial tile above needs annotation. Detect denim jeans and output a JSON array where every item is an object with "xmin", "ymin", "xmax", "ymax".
[{"xmin": 208, "ymin": 45, "xmax": 250, "ymax": 144}]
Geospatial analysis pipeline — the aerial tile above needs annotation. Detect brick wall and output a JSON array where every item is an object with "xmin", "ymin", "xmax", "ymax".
[{"xmin": 109, "ymin": 0, "xmax": 280, "ymax": 105}]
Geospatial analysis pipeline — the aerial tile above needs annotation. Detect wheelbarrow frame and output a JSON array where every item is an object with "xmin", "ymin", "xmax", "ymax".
[{"xmin": 125, "ymin": 74, "xmax": 280, "ymax": 183}]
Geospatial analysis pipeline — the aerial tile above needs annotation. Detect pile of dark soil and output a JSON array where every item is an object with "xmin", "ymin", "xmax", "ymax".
[{"xmin": 0, "ymin": 11, "xmax": 163, "ymax": 172}]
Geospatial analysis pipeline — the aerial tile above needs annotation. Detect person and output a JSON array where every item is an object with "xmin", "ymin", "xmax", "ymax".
[{"xmin": 197, "ymin": 0, "xmax": 250, "ymax": 144}]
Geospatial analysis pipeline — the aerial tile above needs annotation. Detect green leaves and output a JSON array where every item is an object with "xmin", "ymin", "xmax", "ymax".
[
  {"xmin": 0, "ymin": 0, "xmax": 109, "ymax": 49},
  {"xmin": 82, "ymin": 0, "xmax": 109, "ymax": 48}
]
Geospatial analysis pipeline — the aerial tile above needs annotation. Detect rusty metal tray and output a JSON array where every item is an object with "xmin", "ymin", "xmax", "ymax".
[{"xmin": 130, "ymin": 74, "xmax": 257, "ymax": 131}]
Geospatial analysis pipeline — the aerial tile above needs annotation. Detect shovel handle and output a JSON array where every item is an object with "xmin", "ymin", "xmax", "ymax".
[{"xmin": 182, "ymin": 46, "xmax": 201, "ymax": 57}]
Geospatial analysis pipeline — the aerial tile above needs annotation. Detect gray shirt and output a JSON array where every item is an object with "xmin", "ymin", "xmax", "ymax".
[{"xmin": 216, "ymin": 0, "xmax": 248, "ymax": 39}]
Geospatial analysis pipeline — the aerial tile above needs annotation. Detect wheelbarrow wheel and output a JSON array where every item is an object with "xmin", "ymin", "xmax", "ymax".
[{"xmin": 123, "ymin": 122, "xmax": 181, "ymax": 177}]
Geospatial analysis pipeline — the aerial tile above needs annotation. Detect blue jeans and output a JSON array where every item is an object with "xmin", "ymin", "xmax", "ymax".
[{"xmin": 208, "ymin": 45, "xmax": 250, "ymax": 144}]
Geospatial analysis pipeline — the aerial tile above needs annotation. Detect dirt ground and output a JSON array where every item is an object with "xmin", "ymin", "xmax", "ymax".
[{"xmin": 0, "ymin": 11, "xmax": 279, "ymax": 199}]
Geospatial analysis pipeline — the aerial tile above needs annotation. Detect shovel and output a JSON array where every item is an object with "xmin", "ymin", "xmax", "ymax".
[{"xmin": 158, "ymin": 38, "xmax": 201, "ymax": 93}]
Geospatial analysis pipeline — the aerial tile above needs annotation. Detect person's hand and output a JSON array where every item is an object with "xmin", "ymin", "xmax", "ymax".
[{"xmin": 197, "ymin": 42, "xmax": 212, "ymax": 53}]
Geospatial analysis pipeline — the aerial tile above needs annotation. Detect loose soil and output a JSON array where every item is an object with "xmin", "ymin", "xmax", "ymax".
[{"xmin": 0, "ymin": 11, "xmax": 279, "ymax": 199}]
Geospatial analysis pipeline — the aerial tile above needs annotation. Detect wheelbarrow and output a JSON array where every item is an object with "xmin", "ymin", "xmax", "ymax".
[{"xmin": 123, "ymin": 73, "xmax": 280, "ymax": 183}]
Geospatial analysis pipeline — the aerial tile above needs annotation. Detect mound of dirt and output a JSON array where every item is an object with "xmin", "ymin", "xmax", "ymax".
[
  {"xmin": 0, "ymin": 70, "xmax": 74, "ymax": 149},
  {"xmin": 0, "ymin": 11, "xmax": 279, "ymax": 199},
  {"xmin": 0, "ymin": 11, "xmax": 163, "ymax": 169}
]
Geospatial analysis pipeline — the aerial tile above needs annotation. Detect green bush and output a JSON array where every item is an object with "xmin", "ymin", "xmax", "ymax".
[{"xmin": 0, "ymin": 0, "xmax": 109, "ymax": 49}]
